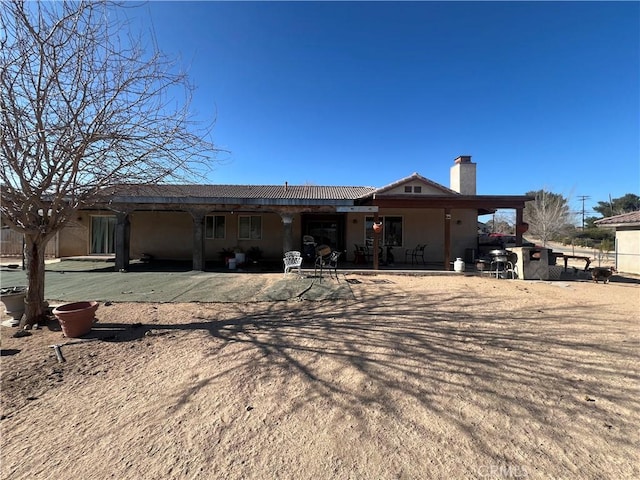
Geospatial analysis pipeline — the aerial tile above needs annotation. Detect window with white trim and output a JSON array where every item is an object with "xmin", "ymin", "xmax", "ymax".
[
  {"xmin": 238, "ymin": 215, "xmax": 262, "ymax": 240},
  {"xmin": 205, "ymin": 215, "xmax": 226, "ymax": 239}
]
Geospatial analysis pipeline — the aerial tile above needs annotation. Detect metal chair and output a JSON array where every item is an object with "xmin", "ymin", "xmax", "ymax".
[
  {"xmin": 504, "ymin": 251, "xmax": 519, "ymax": 279},
  {"xmin": 283, "ymin": 251, "xmax": 303, "ymax": 277},
  {"xmin": 405, "ymin": 244, "xmax": 426, "ymax": 265},
  {"xmin": 354, "ymin": 244, "xmax": 372, "ymax": 264},
  {"xmin": 315, "ymin": 249, "xmax": 341, "ymax": 281}
]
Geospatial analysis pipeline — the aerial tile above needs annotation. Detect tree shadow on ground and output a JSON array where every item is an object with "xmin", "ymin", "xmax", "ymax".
[{"xmin": 87, "ymin": 284, "xmax": 639, "ymax": 474}]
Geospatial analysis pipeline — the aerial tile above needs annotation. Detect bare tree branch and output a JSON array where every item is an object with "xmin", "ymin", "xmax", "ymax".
[
  {"xmin": 0, "ymin": 0, "xmax": 220, "ymax": 324},
  {"xmin": 524, "ymin": 190, "xmax": 574, "ymax": 246}
]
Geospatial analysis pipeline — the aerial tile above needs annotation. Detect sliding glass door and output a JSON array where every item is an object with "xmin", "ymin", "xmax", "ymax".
[{"xmin": 90, "ymin": 216, "xmax": 116, "ymax": 254}]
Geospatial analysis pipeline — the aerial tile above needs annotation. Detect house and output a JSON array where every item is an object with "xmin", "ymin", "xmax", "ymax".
[
  {"xmin": 594, "ymin": 211, "xmax": 640, "ymax": 275},
  {"xmin": 57, "ymin": 156, "xmax": 533, "ymax": 271}
]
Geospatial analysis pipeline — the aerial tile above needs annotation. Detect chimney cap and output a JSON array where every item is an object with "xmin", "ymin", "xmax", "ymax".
[{"xmin": 454, "ymin": 155, "xmax": 472, "ymax": 164}]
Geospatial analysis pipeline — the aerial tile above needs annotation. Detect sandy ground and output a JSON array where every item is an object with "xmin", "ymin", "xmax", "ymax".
[{"xmin": 1, "ymin": 273, "xmax": 639, "ymax": 480}]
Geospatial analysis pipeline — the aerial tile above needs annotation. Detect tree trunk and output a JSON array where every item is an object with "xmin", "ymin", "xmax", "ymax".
[{"xmin": 20, "ymin": 234, "xmax": 50, "ymax": 327}]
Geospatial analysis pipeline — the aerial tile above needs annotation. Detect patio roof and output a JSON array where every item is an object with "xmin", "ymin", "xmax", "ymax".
[{"xmin": 356, "ymin": 194, "xmax": 533, "ymax": 212}]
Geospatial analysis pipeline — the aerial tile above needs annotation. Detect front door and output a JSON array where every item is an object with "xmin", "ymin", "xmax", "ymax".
[{"xmin": 90, "ymin": 216, "xmax": 116, "ymax": 254}]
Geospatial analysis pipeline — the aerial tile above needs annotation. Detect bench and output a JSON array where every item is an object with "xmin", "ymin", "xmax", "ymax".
[{"xmin": 562, "ymin": 255, "xmax": 591, "ymax": 272}]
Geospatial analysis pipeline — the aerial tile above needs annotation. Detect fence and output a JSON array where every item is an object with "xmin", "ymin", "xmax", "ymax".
[{"xmin": 0, "ymin": 228, "xmax": 58, "ymax": 257}]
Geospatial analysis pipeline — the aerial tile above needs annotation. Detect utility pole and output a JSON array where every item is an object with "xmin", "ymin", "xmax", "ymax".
[{"xmin": 577, "ymin": 195, "xmax": 590, "ymax": 229}]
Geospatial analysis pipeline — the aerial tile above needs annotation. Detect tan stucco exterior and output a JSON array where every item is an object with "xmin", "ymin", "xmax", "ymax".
[
  {"xmin": 48, "ymin": 158, "xmax": 532, "ymax": 270},
  {"xmin": 57, "ymin": 206, "xmax": 479, "ymax": 265},
  {"xmin": 615, "ymin": 228, "xmax": 640, "ymax": 275}
]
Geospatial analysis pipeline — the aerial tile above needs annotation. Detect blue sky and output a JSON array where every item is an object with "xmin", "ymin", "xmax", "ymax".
[{"xmin": 139, "ymin": 1, "xmax": 639, "ymax": 218}]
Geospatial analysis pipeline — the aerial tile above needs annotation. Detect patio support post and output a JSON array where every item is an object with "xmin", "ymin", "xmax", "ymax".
[
  {"xmin": 280, "ymin": 213, "xmax": 294, "ymax": 254},
  {"xmin": 373, "ymin": 213, "xmax": 380, "ymax": 270},
  {"xmin": 515, "ymin": 208, "xmax": 527, "ymax": 246},
  {"xmin": 444, "ymin": 208, "xmax": 451, "ymax": 270},
  {"xmin": 115, "ymin": 211, "xmax": 131, "ymax": 272},
  {"xmin": 190, "ymin": 211, "xmax": 206, "ymax": 271}
]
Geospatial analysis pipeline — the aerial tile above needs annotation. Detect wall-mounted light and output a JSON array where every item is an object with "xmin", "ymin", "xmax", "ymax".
[{"xmin": 445, "ymin": 214, "xmax": 452, "ymax": 220}]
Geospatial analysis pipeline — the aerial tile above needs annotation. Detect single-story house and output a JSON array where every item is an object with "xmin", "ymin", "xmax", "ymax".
[
  {"xmin": 57, "ymin": 156, "xmax": 534, "ymax": 271},
  {"xmin": 594, "ymin": 211, "xmax": 640, "ymax": 275}
]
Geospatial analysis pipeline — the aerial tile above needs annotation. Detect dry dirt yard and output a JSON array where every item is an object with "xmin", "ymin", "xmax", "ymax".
[{"xmin": 1, "ymin": 274, "xmax": 639, "ymax": 480}]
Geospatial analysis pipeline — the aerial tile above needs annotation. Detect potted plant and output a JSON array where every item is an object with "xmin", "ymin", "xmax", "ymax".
[
  {"xmin": 218, "ymin": 247, "xmax": 235, "ymax": 266},
  {"xmin": 233, "ymin": 246, "xmax": 246, "ymax": 266},
  {"xmin": 0, "ymin": 286, "xmax": 27, "ymax": 327}
]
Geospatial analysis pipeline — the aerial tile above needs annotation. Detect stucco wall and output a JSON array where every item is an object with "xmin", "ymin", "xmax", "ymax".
[
  {"xmin": 59, "ymin": 208, "xmax": 481, "ymax": 266},
  {"xmin": 58, "ymin": 222, "xmax": 88, "ymax": 257},
  {"xmin": 343, "ymin": 208, "xmax": 478, "ymax": 264},
  {"xmin": 615, "ymin": 228, "xmax": 640, "ymax": 275},
  {"xmin": 384, "ymin": 183, "xmax": 451, "ymax": 195},
  {"xmin": 129, "ymin": 211, "xmax": 192, "ymax": 260},
  {"xmin": 58, "ymin": 211, "xmax": 115, "ymax": 257},
  {"xmin": 449, "ymin": 209, "xmax": 480, "ymax": 261},
  {"xmin": 129, "ymin": 211, "xmax": 289, "ymax": 261}
]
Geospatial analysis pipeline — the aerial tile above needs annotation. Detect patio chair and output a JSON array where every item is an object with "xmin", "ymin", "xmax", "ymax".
[
  {"xmin": 504, "ymin": 251, "xmax": 519, "ymax": 279},
  {"xmin": 283, "ymin": 251, "xmax": 303, "ymax": 277},
  {"xmin": 353, "ymin": 244, "xmax": 371, "ymax": 264},
  {"xmin": 315, "ymin": 250, "xmax": 341, "ymax": 281},
  {"xmin": 405, "ymin": 244, "xmax": 426, "ymax": 265}
]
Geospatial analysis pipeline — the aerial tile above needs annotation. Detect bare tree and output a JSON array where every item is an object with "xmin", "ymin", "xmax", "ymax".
[
  {"xmin": 1, "ymin": 1, "xmax": 218, "ymax": 326},
  {"xmin": 487, "ymin": 211, "xmax": 515, "ymax": 234},
  {"xmin": 523, "ymin": 190, "xmax": 573, "ymax": 246}
]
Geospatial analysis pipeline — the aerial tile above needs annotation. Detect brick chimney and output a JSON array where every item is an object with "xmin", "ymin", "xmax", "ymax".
[{"xmin": 450, "ymin": 155, "xmax": 476, "ymax": 195}]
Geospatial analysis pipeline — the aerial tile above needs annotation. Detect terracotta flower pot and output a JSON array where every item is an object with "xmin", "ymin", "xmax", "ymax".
[{"xmin": 52, "ymin": 301, "xmax": 98, "ymax": 338}]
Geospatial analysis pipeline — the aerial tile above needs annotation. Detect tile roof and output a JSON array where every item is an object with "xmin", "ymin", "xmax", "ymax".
[
  {"xmin": 109, "ymin": 184, "xmax": 376, "ymax": 201},
  {"xmin": 594, "ymin": 211, "xmax": 640, "ymax": 226}
]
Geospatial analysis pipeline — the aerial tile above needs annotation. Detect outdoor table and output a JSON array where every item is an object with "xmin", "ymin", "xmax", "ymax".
[{"xmin": 562, "ymin": 254, "xmax": 591, "ymax": 271}]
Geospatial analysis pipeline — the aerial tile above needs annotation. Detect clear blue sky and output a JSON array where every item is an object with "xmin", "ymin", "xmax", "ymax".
[{"xmin": 138, "ymin": 1, "xmax": 639, "ymax": 218}]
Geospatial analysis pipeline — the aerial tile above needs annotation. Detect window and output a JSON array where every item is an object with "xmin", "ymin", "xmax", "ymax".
[
  {"xmin": 413, "ymin": 186, "xmax": 422, "ymax": 193},
  {"xmin": 404, "ymin": 185, "xmax": 422, "ymax": 193},
  {"xmin": 404, "ymin": 186, "xmax": 412, "ymax": 193},
  {"xmin": 239, "ymin": 215, "xmax": 262, "ymax": 240},
  {"xmin": 205, "ymin": 215, "xmax": 225, "ymax": 239},
  {"xmin": 365, "ymin": 216, "xmax": 403, "ymax": 246}
]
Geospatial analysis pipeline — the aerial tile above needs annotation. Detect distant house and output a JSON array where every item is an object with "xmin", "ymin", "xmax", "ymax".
[
  {"xmin": 56, "ymin": 156, "xmax": 533, "ymax": 271},
  {"xmin": 595, "ymin": 211, "xmax": 640, "ymax": 275}
]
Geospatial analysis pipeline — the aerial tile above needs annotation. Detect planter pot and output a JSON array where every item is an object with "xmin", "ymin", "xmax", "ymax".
[
  {"xmin": 0, "ymin": 286, "xmax": 27, "ymax": 327},
  {"xmin": 52, "ymin": 301, "xmax": 99, "ymax": 338}
]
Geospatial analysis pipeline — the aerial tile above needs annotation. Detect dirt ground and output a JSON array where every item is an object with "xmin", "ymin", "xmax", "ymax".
[{"xmin": 1, "ymin": 273, "xmax": 639, "ymax": 480}]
